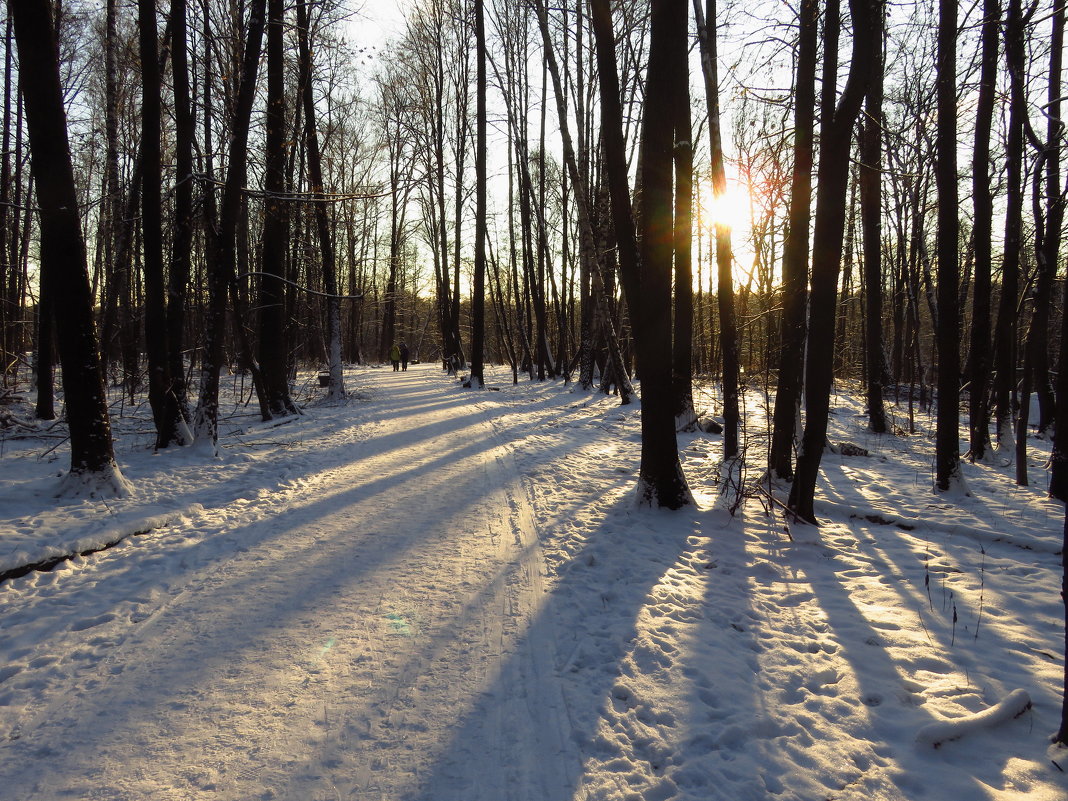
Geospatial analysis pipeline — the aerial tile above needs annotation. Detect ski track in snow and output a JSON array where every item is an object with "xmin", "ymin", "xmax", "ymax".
[{"xmin": 0, "ymin": 368, "xmax": 575, "ymax": 800}]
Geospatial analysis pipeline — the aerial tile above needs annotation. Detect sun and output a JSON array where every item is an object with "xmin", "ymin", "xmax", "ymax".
[{"xmin": 699, "ymin": 178, "xmax": 752, "ymax": 233}]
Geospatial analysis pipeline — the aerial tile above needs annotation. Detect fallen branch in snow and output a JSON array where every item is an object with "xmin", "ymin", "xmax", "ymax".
[
  {"xmin": 0, "ymin": 525, "xmax": 156, "ymax": 585},
  {"xmin": 752, "ymin": 482, "xmax": 796, "ymax": 540},
  {"xmin": 849, "ymin": 511, "xmax": 916, "ymax": 531},
  {"xmin": 916, "ymin": 688, "xmax": 1032, "ymax": 748}
]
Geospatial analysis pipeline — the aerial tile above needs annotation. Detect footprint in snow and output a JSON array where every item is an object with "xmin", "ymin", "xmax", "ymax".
[{"xmin": 69, "ymin": 613, "xmax": 116, "ymax": 632}]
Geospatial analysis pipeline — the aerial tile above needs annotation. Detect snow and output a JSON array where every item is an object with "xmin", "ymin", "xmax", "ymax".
[{"xmin": 0, "ymin": 364, "xmax": 1066, "ymax": 800}]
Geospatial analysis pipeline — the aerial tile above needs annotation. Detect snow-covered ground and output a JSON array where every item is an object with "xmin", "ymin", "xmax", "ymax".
[{"xmin": 0, "ymin": 363, "xmax": 1065, "ymax": 800}]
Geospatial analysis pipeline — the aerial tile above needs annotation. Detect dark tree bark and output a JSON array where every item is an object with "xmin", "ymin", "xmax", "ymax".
[
  {"xmin": 1049, "ymin": 8, "xmax": 1068, "ymax": 499},
  {"xmin": 450, "ymin": 26, "xmax": 470, "ymax": 373},
  {"xmin": 591, "ymin": 0, "xmax": 688, "ymax": 506},
  {"xmin": 139, "ymin": 0, "xmax": 184, "ymax": 449},
  {"xmin": 97, "ymin": 0, "xmax": 121, "ymax": 381},
  {"xmin": 531, "ymin": 0, "xmax": 633, "ymax": 404},
  {"xmin": 992, "ymin": 0, "xmax": 1027, "ymax": 452},
  {"xmin": 589, "ymin": 0, "xmax": 640, "ymax": 319},
  {"xmin": 933, "ymin": 0, "xmax": 963, "ymax": 491},
  {"xmin": 1019, "ymin": 0, "xmax": 1064, "ymax": 484},
  {"xmin": 859, "ymin": 1, "xmax": 887, "ymax": 434},
  {"xmin": 469, "ymin": 0, "xmax": 487, "ymax": 388},
  {"xmin": 789, "ymin": 0, "xmax": 878, "ymax": 523},
  {"xmin": 168, "ymin": 0, "xmax": 195, "ymax": 419},
  {"xmin": 1033, "ymin": 3, "xmax": 1059, "ymax": 442},
  {"xmin": 636, "ymin": 0, "xmax": 691, "ymax": 507},
  {"xmin": 968, "ymin": 0, "xmax": 1000, "ymax": 462},
  {"xmin": 670, "ymin": 3, "xmax": 695, "ymax": 430},
  {"xmin": 0, "ymin": 14, "xmax": 12, "ymax": 379},
  {"xmin": 258, "ymin": 0, "xmax": 298, "ymax": 418},
  {"xmin": 694, "ymin": 0, "xmax": 736, "ymax": 449},
  {"xmin": 1032, "ymin": 1, "xmax": 1063, "ymax": 439},
  {"xmin": 769, "ymin": 0, "xmax": 818, "ymax": 480},
  {"xmin": 10, "ymin": 0, "xmax": 125, "ymax": 490},
  {"xmin": 33, "ymin": 289, "xmax": 54, "ymax": 420},
  {"xmin": 193, "ymin": 0, "xmax": 267, "ymax": 450},
  {"xmin": 1058, "ymin": 507, "xmax": 1068, "ymax": 744},
  {"xmin": 296, "ymin": 0, "xmax": 346, "ymax": 401}
]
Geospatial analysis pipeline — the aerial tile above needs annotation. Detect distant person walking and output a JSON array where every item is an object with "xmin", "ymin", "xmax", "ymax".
[
  {"xmin": 389, "ymin": 343, "xmax": 401, "ymax": 371},
  {"xmin": 399, "ymin": 342, "xmax": 410, "ymax": 371}
]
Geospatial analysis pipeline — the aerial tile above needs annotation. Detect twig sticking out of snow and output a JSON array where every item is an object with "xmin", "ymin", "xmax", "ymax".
[{"xmin": 916, "ymin": 688, "xmax": 1032, "ymax": 748}]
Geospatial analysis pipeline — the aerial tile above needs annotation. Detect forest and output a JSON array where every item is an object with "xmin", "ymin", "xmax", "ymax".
[
  {"xmin": 0, "ymin": 0, "xmax": 1064, "ymax": 513},
  {"xmin": 0, "ymin": 0, "xmax": 1067, "ymax": 792}
]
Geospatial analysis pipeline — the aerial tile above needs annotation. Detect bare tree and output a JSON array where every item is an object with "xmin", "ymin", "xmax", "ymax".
[
  {"xmin": 932, "ymin": 0, "xmax": 964, "ymax": 492},
  {"xmin": 967, "ymin": 0, "xmax": 1000, "ymax": 462},
  {"xmin": 694, "ymin": 0, "xmax": 739, "ymax": 455},
  {"xmin": 167, "ymin": 0, "xmax": 196, "ymax": 420},
  {"xmin": 468, "ymin": 0, "xmax": 487, "ymax": 387},
  {"xmin": 768, "ymin": 0, "xmax": 817, "ymax": 480},
  {"xmin": 10, "ymin": 0, "xmax": 127, "ymax": 492},
  {"xmin": 139, "ymin": 0, "xmax": 186, "ymax": 448},
  {"xmin": 296, "ymin": 0, "xmax": 346, "ymax": 400},
  {"xmin": 991, "ymin": 0, "xmax": 1029, "ymax": 452},
  {"xmin": 859, "ymin": 0, "xmax": 887, "ymax": 434},
  {"xmin": 789, "ymin": 0, "xmax": 878, "ymax": 523},
  {"xmin": 591, "ymin": 0, "xmax": 689, "ymax": 507},
  {"xmin": 193, "ymin": 0, "xmax": 267, "ymax": 451}
]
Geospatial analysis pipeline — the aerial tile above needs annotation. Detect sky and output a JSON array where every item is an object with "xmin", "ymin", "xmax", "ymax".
[{"xmin": 346, "ymin": 0, "xmax": 411, "ymax": 49}]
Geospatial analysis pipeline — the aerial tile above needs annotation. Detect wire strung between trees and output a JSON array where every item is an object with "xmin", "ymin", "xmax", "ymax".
[
  {"xmin": 236, "ymin": 271, "xmax": 365, "ymax": 300},
  {"xmin": 195, "ymin": 173, "xmax": 395, "ymax": 203},
  {"xmin": 0, "ymin": 172, "xmax": 393, "ymax": 214}
]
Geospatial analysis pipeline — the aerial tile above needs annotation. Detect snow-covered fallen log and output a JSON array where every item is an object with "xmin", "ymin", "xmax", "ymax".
[{"xmin": 916, "ymin": 689, "xmax": 1032, "ymax": 748}]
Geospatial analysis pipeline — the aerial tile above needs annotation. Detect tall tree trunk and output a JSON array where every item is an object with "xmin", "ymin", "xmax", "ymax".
[
  {"xmin": 695, "ymin": 0, "xmax": 739, "ymax": 455},
  {"xmin": 860, "ymin": 2, "xmax": 887, "ymax": 434},
  {"xmin": 934, "ymin": 0, "xmax": 963, "ymax": 491},
  {"xmin": 769, "ymin": 0, "xmax": 818, "ymax": 480},
  {"xmin": 591, "ymin": 0, "xmax": 685, "ymax": 504},
  {"xmin": 258, "ymin": 0, "xmax": 297, "ymax": 418},
  {"xmin": 33, "ymin": 288, "xmax": 54, "ymax": 420},
  {"xmin": 296, "ymin": 0, "xmax": 345, "ymax": 400},
  {"xmin": 469, "ymin": 0, "xmax": 487, "ymax": 388},
  {"xmin": 992, "ymin": 0, "xmax": 1027, "ymax": 452},
  {"xmin": 636, "ymin": 0, "xmax": 692, "ymax": 507},
  {"xmin": 671, "ymin": 8, "xmax": 695, "ymax": 427},
  {"xmin": 0, "ymin": 14, "xmax": 11, "ymax": 380},
  {"xmin": 968, "ymin": 0, "xmax": 1000, "ymax": 462},
  {"xmin": 1019, "ymin": 1, "xmax": 1063, "ymax": 482},
  {"xmin": 193, "ymin": 0, "xmax": 267, "ymax": 450},
  {"xmin": 1034, "ymin": 0, "xmax": 1063, "ymax": 438},
  {"xmin": 1048, "ymin": 14, "xmax": 1068, "ymax": 499},
  {"xmin": 450, "ymin": 35, "xmax": 470, "ymax": 373},
  {"xmin": 10, "ymin": 0, "xmax": 126, "ymax": 490},
  {"xmin": 789, "ymin": 0, "xmax": 877, "ymax": 523},
  {"xmin": 98, "ymin": 0, "xmax": 122, "ymax": 381},
  {"xmin": 532, "ymin": 0, "xmax": 632, "ymax": 403},
  {"xmin": 1018, "ymin": 12, "xmax": 1062, "ymax": 479},
  {"xmin": 168, "ymin": 0, "xmax": 195, "ymax": 421},
  {"xmin": 139, "ymin": 0, "xmax": 183, "ymax": 448}
]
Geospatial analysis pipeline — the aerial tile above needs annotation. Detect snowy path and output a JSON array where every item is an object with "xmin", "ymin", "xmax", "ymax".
[{"xmin": 0, "ymin": 367, "xmax": 577, "ymax": 800}]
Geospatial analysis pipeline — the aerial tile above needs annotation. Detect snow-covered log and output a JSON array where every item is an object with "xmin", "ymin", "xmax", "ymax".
[{"xmin": 916, "ymin": 689, "xmax": 1032, "ymax": 748}]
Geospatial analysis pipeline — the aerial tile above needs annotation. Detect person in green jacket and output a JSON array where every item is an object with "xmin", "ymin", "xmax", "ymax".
[{"xmin": 389, "ymin": 343, "xmax": 401, "ymax": 371}]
